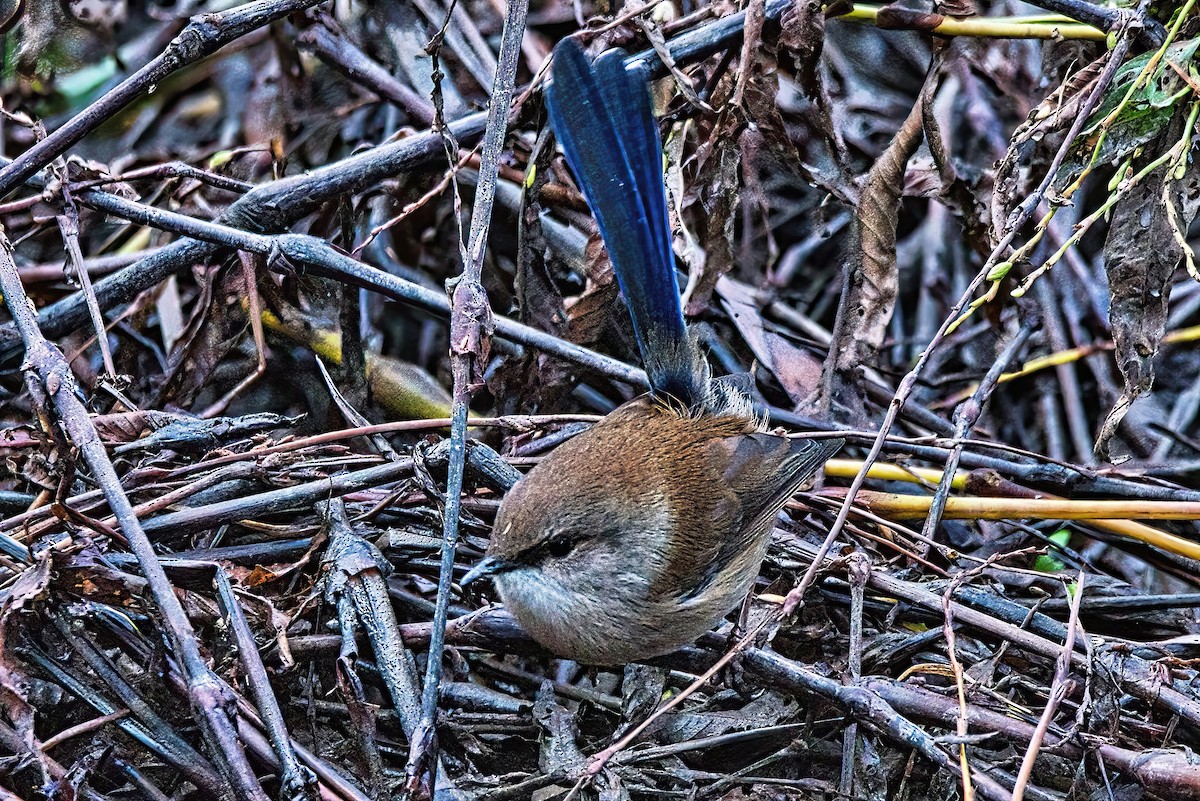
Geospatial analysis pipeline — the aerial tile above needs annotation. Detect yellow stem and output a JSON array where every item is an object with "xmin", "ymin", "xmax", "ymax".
[
  {"xmin": 854, "ymin": 491, "xmax": 1200, "ymax": 520},
  {"xmin": 845, "ymin": 490, "xmax": 1200, "ymax": 560},
  {"xmin": 834, "ymin": 5, "xmax": 1105, "ymax": 39},
  {"xmin": 824, "ymin": 458, "xmax": 969, "ymax": 490},
  {"xmin": 997, "ymin": 323, "xmax": 1200, "ymax": 383}
]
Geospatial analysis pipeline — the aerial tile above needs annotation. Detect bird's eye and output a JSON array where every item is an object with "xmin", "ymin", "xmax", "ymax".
[{"xmin": 546, "ymin": 535, "xmax": 573, "ymax": 558}]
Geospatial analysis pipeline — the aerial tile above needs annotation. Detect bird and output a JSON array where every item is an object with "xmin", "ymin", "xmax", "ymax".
[{"xmin": 460, "ymin": 38, "xmax": 842, "ymax": 665}]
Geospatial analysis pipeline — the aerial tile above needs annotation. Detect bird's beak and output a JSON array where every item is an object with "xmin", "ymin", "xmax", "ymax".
[{"xmin": 460, "ymin": 556, "xmax": 515, "ymax": 587}]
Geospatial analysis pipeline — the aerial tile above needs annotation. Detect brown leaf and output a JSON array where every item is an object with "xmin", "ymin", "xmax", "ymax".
[
  {"xmin": 1096, "ymin": 129, "xmax": 1200, "ymax": 460},
  {"xmin": 778, "ymin": 0, "xmax": 826, "ymax": 101},
  {"xmin": 565, "ymin": 259, "xmax": 620, "ymax": 346},
  {"xmin": 773, "ymin": 0, "xmax": 853, "ymax": 196},
  {"xmin": 991, "ymin": 51, "xmax": 1107, "ymax": 236},
  {"xmin": 683, "ymin": 122, "xmax": 742, "ymax": 315},
  {"xmin": 60, "ymin": 550, "xmax": 145, "ymax": 605},
  {"xmin": 718, "ymin": 277, "xmax": 824, "ymax": 404},
  {"xmin": 875, "ymin": 6, "xmax": 946, "ymax": 31},
  {"xmin": 154, "ymin": 265, "xmax": 239, "ymax": 409},
  {"xmin": 448, "ymin": 276, "xmax": 494, "ymax": 364},
  {"xmin": 243, "ymin": 565, "xmax": 280, "ymax": 588},
  {"xmin": 516, "ymin": 133, "xmax": 568, "ymax": 337},
  {"xmin": 814, "ymin": 98, "xmax": 923, "ymax": 418},
  {"xmin": 903, "ymin": 156, "xmax": 948, "ymax": 198},
  {"xmin": 936, "ymin": 0, "xmax": 976, "ymax": 17},
  {"xmin": 91, "ymin": 410, "xmax": 153, "ymax": 443},
  {"xmin": 489, "ymin": 232, "xmax": 620, "ymax": 415},
  {"xmin": 0, "ymin": 557, "xmax": 50, "ymax": 741}
]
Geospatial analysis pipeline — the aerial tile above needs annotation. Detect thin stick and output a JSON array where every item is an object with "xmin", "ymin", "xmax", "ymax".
[
  {"xmin": 918, "ymin": 324, "xmax": 1034, "ymax": 549},
  {"xmin": 1011, "ymin": 572, "xmax": 1086, "ymax": 801},
  {"xmin": 0, "ymin": 229, "xmax": 267, "ymax": 799},
  {"xmin": 405, "ymin": 0, "xmax": 530, "ymax": 791},
  {"xmin": 38, "ymin": 710, "xmax": 130, "ymax": 753},
  {"xmin": 0, "ymin": 0, "xmax": 326, "ymax": 197}
]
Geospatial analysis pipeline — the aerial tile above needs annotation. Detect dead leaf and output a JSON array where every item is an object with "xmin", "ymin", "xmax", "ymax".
[
  {"xmin": 0, "ymin": 557, "xmax": 51, "ymax": 743},
  {"xmin": 1096, "ymin": 121, "xmax": 1200, "ymax": 460},
  {"xmin": 813, "ymin": 98, "xmax": 923, "ymax": 419},
  {"xmin": 683, "ymin": 119, "xmax": 742, "ymax": 314},
  {"xmin": 718, "ymin": 277, "xmax": 824, "ymax": 403},
  {"xmin": 779, "ymin": 0, "xmax": 826, "ymax": 100}
]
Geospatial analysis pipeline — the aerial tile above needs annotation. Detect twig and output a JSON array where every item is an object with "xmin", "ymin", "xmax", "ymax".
[
  {"xmin": 298, "ymin": 16, "xmax": 436, "ymax": 126},
  {"xmin": 1014, "ymin": 100, "xmax": 1200, "ymax": 296},
  {"xmin": 214, "ymin": 570, "xmax": 317, "ymax": 800},
  {"xmin": 835, "ymin": 490, "xmax": 1200, "ymax": 549},
  {"xmin": 405, "ymin": 0, "xmax": 528, "ymax": 792},
  {"xmin": 918, "ymin": 322, "xmax": 1035, "ymax": 551},
  {"xmin": 0, "ymin": 0, "xmax": 326, "ymax": 197},
  {"xmin": 839, "ymin": 552, "xmax": 870, "ymax": 797},
  {"xmin": 37, "ymin": 709, "xmax": 130, "ymax": 753},
  {"xmin": 140, "ymin": 458, "xmax": 413, "ymax": 537},
  {"xmin": 1011, "ymin": 572, "xmax": 1086, "ymax": 801},
  {"xmin": 54, "ymin": 171, "xmax": 116, "ymax": 380},
  {"xmin": 0, "ymin": 229, "xmax": 268, "ymax": 799},
  {"xmin": 322, "ymin": 494, "xmax": 430, "ymax": 796}
]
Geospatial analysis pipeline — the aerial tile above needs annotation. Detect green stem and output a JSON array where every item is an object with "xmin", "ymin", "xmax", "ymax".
[{"xmin": 1064, "ymin": 0, "xmax": 1197, "ymax": 198}]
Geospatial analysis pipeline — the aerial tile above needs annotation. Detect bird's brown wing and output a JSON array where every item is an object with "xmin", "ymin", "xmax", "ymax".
[
  {"xmin": 683, "ymin": 434, "xmax": 844, "ymax": 599},
  {"xmin": 724, "ymin": 435, "xmax": 843, "ymax": 538}
]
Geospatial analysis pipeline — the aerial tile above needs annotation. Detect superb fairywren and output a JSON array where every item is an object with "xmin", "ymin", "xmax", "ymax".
[{"xmin": 461, "ymin": 40, "xmax": 842, "ymax": 664}]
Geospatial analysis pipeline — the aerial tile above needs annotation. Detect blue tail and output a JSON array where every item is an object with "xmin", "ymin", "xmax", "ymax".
[{"xmin": 546, "ymin": 39, "xmax": 702, "ymax": 406}]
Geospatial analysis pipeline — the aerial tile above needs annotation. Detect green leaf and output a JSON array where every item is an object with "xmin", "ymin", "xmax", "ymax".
[
  {"xmin": 1054, "ymin": 38, "xmax": 1199, "ymax": 191},
  {"xmin": 1033, "ymin": 528, "xmax": 1072, "ymax": 573},
  {"xmin": 55, "ymin": 57, "xmax": 118, "ymax": 107},
  {"xmin": 987, "ymin": 261, "xmax": 1014, "ymax": 282},
  {"xmin": 208, "ymin": 150, "xmax": 236, "ymax": 170}
]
